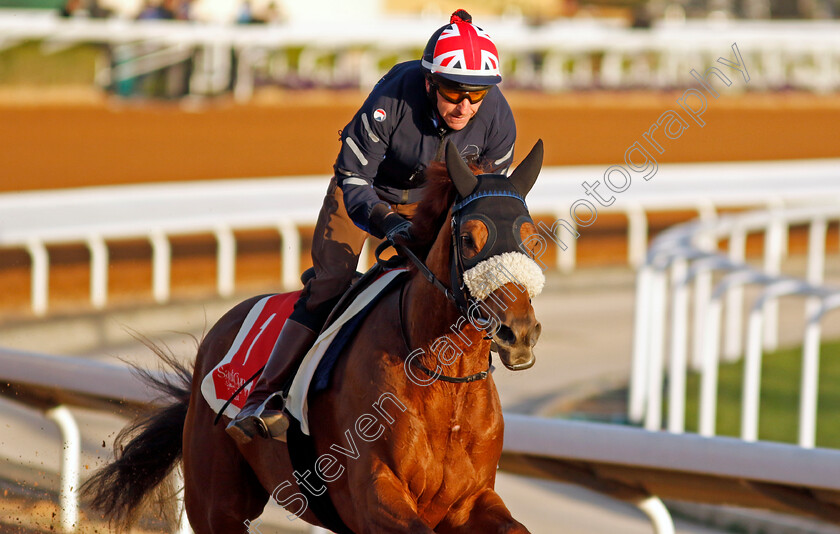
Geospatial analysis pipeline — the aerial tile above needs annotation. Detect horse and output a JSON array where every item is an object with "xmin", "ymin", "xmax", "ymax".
[{"xmin": 82, "ymin": 140, "xmax": 546, "ymax": 533}]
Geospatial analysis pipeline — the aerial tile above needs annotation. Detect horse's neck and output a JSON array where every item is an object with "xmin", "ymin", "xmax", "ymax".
[{"xmin": 404, "ymin": 223, "xmax": 490, "ymax": 376}]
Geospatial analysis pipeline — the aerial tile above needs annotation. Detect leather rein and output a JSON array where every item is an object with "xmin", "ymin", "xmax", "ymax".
[{"xmin": 374, "ymin": 236, "xmax": 493, "ymax": 384}]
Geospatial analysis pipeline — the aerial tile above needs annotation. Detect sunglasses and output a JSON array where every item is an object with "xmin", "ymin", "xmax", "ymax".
[{"xmin": 434, "ymin": 83, "xmax": 489, "ymax": 105}]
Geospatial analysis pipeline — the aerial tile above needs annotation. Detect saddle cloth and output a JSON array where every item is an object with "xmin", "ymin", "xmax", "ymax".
[{"xmin": 200, "ymin": 267, "xmax": 408, "ymax": 434}]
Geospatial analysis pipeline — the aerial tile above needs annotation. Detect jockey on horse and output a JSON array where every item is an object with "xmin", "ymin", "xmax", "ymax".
[{"xmin": 227, "ymin": 9, "xmax": 517, "ymax": 445}]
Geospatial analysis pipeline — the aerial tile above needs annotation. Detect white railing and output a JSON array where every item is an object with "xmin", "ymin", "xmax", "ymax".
[
  {"xmin": 4, "ymin": 347, "xmax": 840, "ymax": 533},
  {"xmin": 3, "ymin": 11, "xmax": 840, "ymax": 94},
  {"xmin": 630, "ymin": 204, "xmax": 840, "ymax": 449},
  {"xmin": 0, "ymin": 348, "xmax": 186, "ymax": 532},
  {"xmin": 3, "ymin": 159, "xmax": 840, "ymax": 316}
]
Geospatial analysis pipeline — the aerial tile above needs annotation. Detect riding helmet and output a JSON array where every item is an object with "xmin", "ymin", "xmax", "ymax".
[{"xmin": 421, "ymin": 9, "xmax": 502, "ymax": 89}]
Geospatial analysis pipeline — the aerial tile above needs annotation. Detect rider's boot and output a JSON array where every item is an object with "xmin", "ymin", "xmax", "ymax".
[{"xmin": 225, "ymin": 319, "xmax": 316, "ymax": 445}]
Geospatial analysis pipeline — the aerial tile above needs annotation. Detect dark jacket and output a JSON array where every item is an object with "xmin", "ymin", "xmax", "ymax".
[{"xmin": 334, "ymin": 60, "xmax": 516, "ymax": 233}]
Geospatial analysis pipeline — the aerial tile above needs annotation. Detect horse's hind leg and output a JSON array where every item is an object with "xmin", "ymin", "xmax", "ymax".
[
  {"xmin": 183, "ymin": 314, "xmax": 269, "ymax": 531},
  {"xmin": 182, "ymin": 295, "xmax": 270, "ymax": 533},
  {"xmin": 183, "ymin": 396, "xmax": 269, "ymax": 533}
]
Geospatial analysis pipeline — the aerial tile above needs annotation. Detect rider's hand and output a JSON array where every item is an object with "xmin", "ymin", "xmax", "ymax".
[
  {"xmin": 370, "ymin": 203, "xmax": 413, "ymax": 245},
  {"xmin": 383, "ymin": 214, "xmax": 413, "ymax": 245}
]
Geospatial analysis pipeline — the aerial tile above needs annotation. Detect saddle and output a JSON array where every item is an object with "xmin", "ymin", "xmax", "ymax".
[{"xmin": 200, "ymin": 260, "xmax": 409, "ymax": 427}]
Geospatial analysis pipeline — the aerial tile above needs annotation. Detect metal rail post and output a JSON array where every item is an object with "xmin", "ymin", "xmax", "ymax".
[
  {"xmin": 151, "ymin": 230, "xmax": 171, "ymax": 304},
  {"xmin": 87, "ymin": 235, "xmax": 109, "ymax": 309},
  {"xmin": 215, "ymin": 225, "xmax": 236, "ymax": 297},
  {"xmin": 698, "ymin": 270, "xmax": 777, "ymax": 437},
  {"xmin": 690, "ymin": 203, "xmax": 717, "ymax": 370},
  {"xmin": 626, "ymin": 205, "xmax": 648, "ymax": 269},
  {"xmin": 27, "ymin": 239, "xmax": 50, "ymax": 316},
  {"xmin": 668, "ymin": 256, "xmax": 736, "ymax": 433},
  {"xmin": 635, "ymin": 496, "xmax": 675, "ymax": 534},
  {"xmin": 742, "ymin": 280, "xmax": 828, "ymax": 442},
  {"xmin": 723, "ymin": 224, "xmax": 747, "ymax": 361},
  {"xmin": 279, "ymin": 221, "xmax": 301, "ymax": 291},
  {"xmin": 45, "ymin": 405, "xmax": 80, "ymax": 532},
  {"xmin": 644, "ymin": 268, "xmax": 668, "ymax": 431},
  {"xmin": 698, "ymin": 300, "xmax": 723, "ymax": 437},
  {"xmin": 557, "ymin": 213, "xmax": 577, "ymax": 274},
  {"xmin": 805, "ymin": 217, "xmax": 827, "ymax": 318},
  {"xmin": 629, "ymin": 265, "xmax": 653, "ymax": 424},
  {"xmin": 761, "ymin": 209, "xmax": 786, "ymax": 351},
  {"xmin": 800, "ymin": 294, "xmax": 840, "ymax": 448},
  {"xmin": 667, "ymin": 259, "xmax": 690, "ymax": 433}
]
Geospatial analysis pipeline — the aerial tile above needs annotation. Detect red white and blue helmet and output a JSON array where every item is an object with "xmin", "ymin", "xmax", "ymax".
[{"xmin": 421, "ymin": 10, "xmax": 502, "ymax": 88}]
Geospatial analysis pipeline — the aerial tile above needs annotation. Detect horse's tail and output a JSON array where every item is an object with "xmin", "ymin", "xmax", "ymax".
[{"xmin": 81, "ymin": 341, "xmax": 193, "ymax": 530}]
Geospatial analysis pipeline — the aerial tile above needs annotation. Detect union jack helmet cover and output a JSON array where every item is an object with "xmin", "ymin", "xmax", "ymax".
[{"xmin": 421, "ymin": 10, "xmax": 502, "ymax": 87}]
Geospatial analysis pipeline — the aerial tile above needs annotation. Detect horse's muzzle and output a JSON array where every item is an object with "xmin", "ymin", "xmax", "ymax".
[{"xmin": 494, "ymin": 320, "xmax": 541, "ymax": 371}]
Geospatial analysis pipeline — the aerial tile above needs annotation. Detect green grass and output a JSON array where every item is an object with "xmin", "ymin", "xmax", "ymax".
[
  {"xmin": 0, "ymin": 41, "xmax": 101, "ymax": 85},
  {"xmin": 0, "ymin": 1, "xmax": 63, "ymax": 8},
  {"xmin": 680, "ymin": 340, "xmax": 840, "ymax": 448}
]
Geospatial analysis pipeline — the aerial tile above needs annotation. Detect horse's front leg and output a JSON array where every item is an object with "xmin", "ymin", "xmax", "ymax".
[
  {"xmin": 347, "ymin": 472, "xmax": 436, "ymax": 534},
  {"xmin": 436, "ymin": 488, "xmax": 530, "ymax": 534}
]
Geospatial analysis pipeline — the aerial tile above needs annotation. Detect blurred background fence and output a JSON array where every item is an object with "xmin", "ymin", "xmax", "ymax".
[
  {"xmin": 2, "ymin": 10, "xmax": 840, "ymax": 100},
  {"xmin": 2, "ymin": 158, "xmax": 839, "ymax": 316}
]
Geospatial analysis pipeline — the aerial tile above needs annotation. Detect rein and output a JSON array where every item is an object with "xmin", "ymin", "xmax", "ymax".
[
  {"xmin": 378, "ymin": 239, "xmax": 493, "ymax": 384},
  {"xmin": 397, "ymin": 277, "xmax": 492, "ymax": 383},
  {"xmin": 212, "ymin": 366, "xmax": 263, "ymax": 426},
  {"xmin": 375, "ymin": 240, "xmax": 472, "ymax": 316}
]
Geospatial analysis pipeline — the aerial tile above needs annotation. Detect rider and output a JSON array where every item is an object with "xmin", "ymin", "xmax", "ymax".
[{"xmin": 226, "ymin": 9, "xmax": 517, "ymax": 444}]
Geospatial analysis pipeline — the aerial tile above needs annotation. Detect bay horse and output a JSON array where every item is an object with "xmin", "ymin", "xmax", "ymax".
[{"xmin": 83, "ymin": 140, "xmax": 546, "ymax": 533}]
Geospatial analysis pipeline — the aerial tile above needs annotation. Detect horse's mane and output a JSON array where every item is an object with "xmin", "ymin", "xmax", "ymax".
[{"xmin": 408, "ymin": 160, "xmax": 483, "ymax": 255}]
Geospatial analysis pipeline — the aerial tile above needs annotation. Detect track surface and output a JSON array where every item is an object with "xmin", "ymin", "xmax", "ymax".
[{"xmin": 1, "ymin": 90, "xmax": 839, "ymax": 192}]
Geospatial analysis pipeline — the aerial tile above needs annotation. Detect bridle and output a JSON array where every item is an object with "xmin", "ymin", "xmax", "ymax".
[
  {"xmin": 375, "ymin": 239, "xmax": 472, "ymax": 316},
  {"xmin": 375, "ymin": 237, "xmax": 493, "ymax": 385},
  {"xmin": 374, "ymin": 182, "xmax": 532, "ymax": 384},
  {"xmin": 374, "ymin": 179, "xmax": 531, "ymax": 312}
]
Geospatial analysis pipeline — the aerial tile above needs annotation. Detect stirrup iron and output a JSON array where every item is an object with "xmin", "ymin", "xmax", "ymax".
[{"xmin": 252, "ymin": 391, "xmax": 290, "ymax": 441}]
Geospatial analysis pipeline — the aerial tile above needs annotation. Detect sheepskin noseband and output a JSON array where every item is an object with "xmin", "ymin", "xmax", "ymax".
[{"xmin": 463, "ymin": 251, "xmax": 545, "ymax": 300}]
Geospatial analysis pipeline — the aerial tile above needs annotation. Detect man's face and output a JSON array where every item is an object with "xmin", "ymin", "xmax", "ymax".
[{"xmin": 426, "ymin": 79, "xmax": 484, "ymax": 131}]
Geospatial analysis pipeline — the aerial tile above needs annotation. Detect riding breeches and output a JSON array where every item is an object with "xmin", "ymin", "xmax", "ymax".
[{"xmin": 289, "ymin": 176, "xmax": 417, "ymax": 332}]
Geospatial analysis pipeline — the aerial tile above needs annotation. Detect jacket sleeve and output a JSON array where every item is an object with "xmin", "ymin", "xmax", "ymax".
[
  {"xmin": 334, "ymin": 88, "xmax": 398, "ymax": 233},
  {"xmin": 479, "ymin": 92, "xmax": 517, "ymax": 175}
]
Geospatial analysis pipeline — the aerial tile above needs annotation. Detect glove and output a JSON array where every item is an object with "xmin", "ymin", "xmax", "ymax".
[{"xmin": 369, "ymin": 203, "xmax": 413, "ymax": 245}]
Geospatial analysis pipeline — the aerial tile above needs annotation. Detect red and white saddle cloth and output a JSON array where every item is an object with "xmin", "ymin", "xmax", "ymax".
[{"xmin": 200, "ymin": 268, "xmax": 408, "ymax": 435}]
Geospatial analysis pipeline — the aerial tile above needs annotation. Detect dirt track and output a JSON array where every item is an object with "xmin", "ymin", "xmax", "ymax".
[{"xmin": 2, "ymin": 90, "xmax": 839, "ymax": 192}]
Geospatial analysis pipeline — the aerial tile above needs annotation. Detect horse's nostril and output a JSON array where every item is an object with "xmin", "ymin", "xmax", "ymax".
[
  {"xmin": 496, "ymin": 325, "xmax": 516, "ymax": 346},
  {"xmin": 530, "ymin": 322, "xmax": 542, "ymax": 347}
]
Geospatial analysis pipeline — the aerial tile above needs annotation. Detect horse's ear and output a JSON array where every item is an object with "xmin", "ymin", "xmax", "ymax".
[
  {"xmin": 508, "ymin": 139, "xmax": 543, "ymax": 197},
  {"xmin": 445, "ymin": 141, "xmax": 478, "ymax": 198}
]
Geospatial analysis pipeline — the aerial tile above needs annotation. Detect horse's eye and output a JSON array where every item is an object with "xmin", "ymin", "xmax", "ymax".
[{"xmin": 460, "ymin": 234, "xmax": 475, "ymax": 247}]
